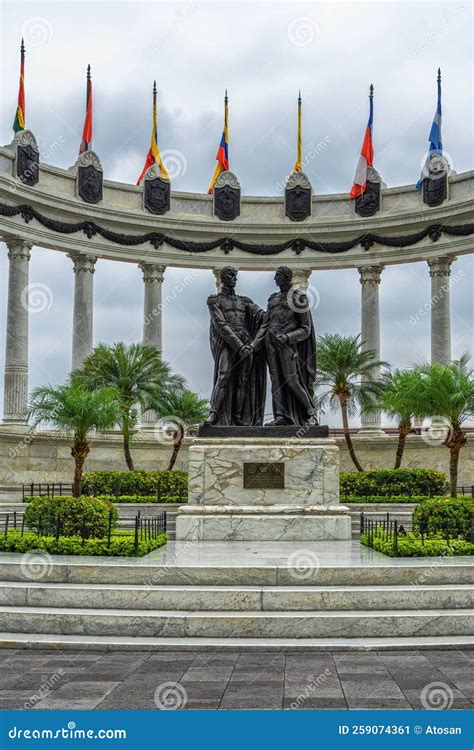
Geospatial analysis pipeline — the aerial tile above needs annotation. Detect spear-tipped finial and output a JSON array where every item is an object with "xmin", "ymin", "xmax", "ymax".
[
  {"xmin": 298, "ymin": 90, "xmax": 301, "ymax": 104},
  {"xmin": 437, "ymin": 67, "xmax": 441, "ymax": 83},
  {"xmin": 86, "ymin": 64, "xmax": 91, "ymax": 80},
  {"xmin": 224, "ymin": 89, "xmax": 228, "ymax": 105},
  {"xmin": 369, "ymin": 83, "xmax": 374, "ymax": 99},
  {"xmin": 20, "ymin": 38, "xmax": 25, "ymax": 55},
  {"xmin": 153, "ymin": 80, "xmax": 157, "ymax": 96}
]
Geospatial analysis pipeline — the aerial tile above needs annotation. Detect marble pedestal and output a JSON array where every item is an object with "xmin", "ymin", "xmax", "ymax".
[{"xmin": 176, "ymin": 438, "xmax": 351, "ymax": 542}]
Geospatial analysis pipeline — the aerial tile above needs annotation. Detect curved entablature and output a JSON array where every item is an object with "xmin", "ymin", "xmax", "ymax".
[{"xmin": 0, "ymin": 144, "xmax": 473, "ymax": 270}]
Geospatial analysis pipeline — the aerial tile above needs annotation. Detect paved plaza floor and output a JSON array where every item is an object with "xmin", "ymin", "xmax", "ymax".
[{"xmin": 0, "ymin": 648, "xmax": 472, "ymax": 710}]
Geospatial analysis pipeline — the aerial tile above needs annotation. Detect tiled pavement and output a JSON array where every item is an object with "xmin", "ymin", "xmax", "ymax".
[{"xmin": 0, "ymin": 649, "xmax": 472, "ymax": 710}]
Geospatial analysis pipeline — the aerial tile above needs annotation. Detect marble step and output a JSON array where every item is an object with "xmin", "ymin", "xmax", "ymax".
[
  {"xmin": 0, "ymin": 605, "xmax": 472, "ymax": 638},
  {"xmin": 0, "ymin": 559, "xmax": 471, "ymax": 586},
  {"xmin": 1, "ymin": 632, "xmax": 472, "ymax": 652},
  {"xmin": 1, "ymin": 581, "xmax": 471, "ymax": 612}
]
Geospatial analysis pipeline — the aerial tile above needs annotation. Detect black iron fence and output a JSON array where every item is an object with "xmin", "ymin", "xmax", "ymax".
[
  {"xmin": 22, "ymin": 483, "xmax": 73, "ymax": 500},
  {"xmin": 21, "ymin": 480, "xmax": 186, "ymax": 503},
  {"xmin": 361, "ymin": 511, "xmax": 463, "ymax": 553},
  {"xmin": 1, "ymin": 510, "xmax": 166, "ymax": 557},
  {"xmin": 457, "ymin": 485, "xmax": 474, "ymax": 498}
]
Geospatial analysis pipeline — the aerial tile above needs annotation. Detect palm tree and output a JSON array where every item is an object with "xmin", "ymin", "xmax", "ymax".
[
  {"xmin": 378, "ymin": 369, "xmax": 421, "ymax": 468},
  {"xmin": 28, "ymin": 382, "xmax": 118, "ymax": 497},
  {"xmin": 405, "ymin": 355, "xmax": 474, "ymax": 497},
  {"xmin": 76, "ymin": 342, "xmax": 185, "ymax": 470},
  {"xmin": 154, "ymin": 389, "xmax": 209, "ymax": 470},
  {"xmin": 316, "ymin": 334, "xmax": 388, "ymax": 472}
]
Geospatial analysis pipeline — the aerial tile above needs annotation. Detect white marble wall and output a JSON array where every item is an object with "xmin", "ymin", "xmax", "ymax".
[{"xmin": 188, "ymin": 438, "xmax": 340, "ymax": 508}]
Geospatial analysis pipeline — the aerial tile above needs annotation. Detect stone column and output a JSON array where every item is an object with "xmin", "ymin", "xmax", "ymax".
[
  {"xmin": 428, "ymin": 256, "xmax": 453, "ymax": 364},
  {"xmin": 358, "ymin": 265, "xmax": 384, "ymax": 435},
  {"xmin": 291, "ymin": 268, "xmax": 312, "ymax": 293},
  {"xmin": 69, "ymin": 253, "xmax": 96, "ymax": 372},
  {"xmin": 213, "ymin": 269, "xmax": 223, "ymax": 293},
  {"xmin": 140, "ymin": 263, "xmax": 166, "ymax": 350},
  {"xmin": 139, "ymin": 263, "xmax": 166, "ymax": 429},
  {"xmin": 3, "ymin": 238, "xmax": 32, "ymax": 426}
]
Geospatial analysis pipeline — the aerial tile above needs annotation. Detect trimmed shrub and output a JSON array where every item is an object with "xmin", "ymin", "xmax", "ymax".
[
  {"xmin": 340, "ymin": 469, "xmax": 448, "ymax": 498},
  {"xmin": 81, "ymin": 470, "xmax": 187, "ymax": 499},
  {"xmin": 97, "ymin": 495, "xmax": 184, "ymax": 505},
  {"xmin": 343, "ymin": 495, "xmax": 425, "ymax": 504},
  {"xmin": 361, "ymin": 531, "xmax": 474, "ymax": 557},
  {"xmin": 24, "ymin": 495, "xmax": 117, "ymax": 539},
  {"xmin": 413, "ymin": 496, "xmax": 473, "ymax": 540},
  {"xmin": 0, "ymin": 531, "xmax": 166, "ymax": 557}
]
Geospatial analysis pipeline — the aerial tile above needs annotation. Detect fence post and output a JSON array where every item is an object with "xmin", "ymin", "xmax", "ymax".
[
  {"xmin": 21, "ymin": 515, "xmax": 25, "ymax": 537},
  {"xmin": 55, "ymin": 515, "xmax": 61, "ymax": 544},
  {"xmin": 445, "ymin": 521, "xmax": 450, "ymax": 546},
  {"xmin": 360, "ymin": 512, "xmax": 364, "ymax": 536},
  {"xmin": 393, "ymin": 520, "xmax": 398, "ymax": 555},
  {"xmin": 4, "ymin": 514, "xmax": 9, "ymax": 537},
  {"xmin": 134, "ymin": 515, "xmax": 139, "ymax": 556}
]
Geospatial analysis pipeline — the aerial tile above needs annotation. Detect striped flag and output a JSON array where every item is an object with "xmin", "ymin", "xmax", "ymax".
[
  {"xmin": 12, "ymin": 39, "xmax": 25, "ymax": 133},
  {"xmin": 293, "ymin": 92, "xmax": 303, "ymax": 172},
  {"xmin": 416, "ymin": 69, "xmax": 443, "ymax": 190},
  {"xmin": 137, "ymin": 81, "xmax": 169, "ymax": 185},
  {"xmin": 79, "ymin": 65, "xmax": 93, "ymax": 154},
  {"xmin": 208, "ymin": 91, "xmax": 229, "ymax": 194},
  {"xmin": 350, "ymin": 85, "xmax": 374, "ymax": 199}
]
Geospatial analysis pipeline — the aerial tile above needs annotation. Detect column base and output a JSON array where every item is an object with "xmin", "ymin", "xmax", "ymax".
[{"xmin": 357, "ymin": 426, "xmax": 386, "ymax": 437}]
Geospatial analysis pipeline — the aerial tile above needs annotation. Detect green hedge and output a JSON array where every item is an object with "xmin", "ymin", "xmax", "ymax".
[
  {"xmin": 340, "ymin": 469, "xmax": 448, "ymax": 498},
  {"xmin": 24, "ymin": 495, "xmax": 118, "ymax": 539},
  {"xmin": 0, "ymin": 531, "xmax": 167, "ymax": 557},
  {"xmin": 343, "ymin": 495, "xmax": 426, "ymax": 504},
  {"xmin": 81, "ymin": 470, "xmax": 187, "ymax": 499},
  {"xmin": 413, "ymin": 496, "xmax": 473, "ymax": 539},
  {"xmin": 361, "ymin": 532, "xmax": 474, "ymax": 557},
  {"xmin": 97, "ymin": 495, "xmax": 184, "ymax": 505}
]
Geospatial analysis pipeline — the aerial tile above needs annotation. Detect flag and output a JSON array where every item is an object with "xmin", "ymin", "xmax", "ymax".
[
  {"xmin": 79, "ymin": 65, "xmax": 93, "ymax": 154},
  {"xmin": 293, "ymin": 92, "xmax": 302, "ymax": 172},
  {"xmin": 208, "ymin": 91, "xmax": 229, "ymax": 194},
  {"xmin": 13, "ymin": 39, "xmax": 25, "ymax": 133},
  {"xmin": 416, "ymin": 69, "xmax": 442, "ymax": 190},
  {"xmin": 137, "ymin": 81, "xmax": 169, "ymax": 185},
  {"xmin": 350, "ymin": 85, "xmax": 374, "ymax": 199}
]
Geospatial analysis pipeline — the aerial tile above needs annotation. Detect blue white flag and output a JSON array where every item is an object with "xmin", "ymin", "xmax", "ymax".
[{"xmin": 416, "ymin": 70, "xmax": 442, "ymax": 190}]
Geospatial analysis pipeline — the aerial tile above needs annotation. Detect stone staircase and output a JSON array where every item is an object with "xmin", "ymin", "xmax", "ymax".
[{"xmin": 0, "ymin": 550, "xmax": 472, "ymax": 652}]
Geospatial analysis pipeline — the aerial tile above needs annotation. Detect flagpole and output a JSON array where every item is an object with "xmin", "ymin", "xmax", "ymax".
[{"xmin": 294, "ymin": 91, "xmax": 302, "ymax": 172}]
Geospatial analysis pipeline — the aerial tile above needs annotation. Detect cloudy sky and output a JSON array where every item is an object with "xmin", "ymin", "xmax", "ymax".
[{"xmin": 0, "ymin": 1, "xmax": 473, "ymax": 425}]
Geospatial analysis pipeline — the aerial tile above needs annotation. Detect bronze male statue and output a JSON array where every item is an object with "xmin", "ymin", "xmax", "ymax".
[
  {"xmin": 252, "ymin": 266, "xmax": 316, "ymax": 426},
  {"xmin": 206, "ymin": 267, "xmax": 266, "ymax": 425}
]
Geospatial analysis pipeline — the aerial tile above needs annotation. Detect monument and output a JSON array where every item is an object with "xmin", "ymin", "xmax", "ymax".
[{"xmin": 175, "ymin": 267, "xmax": 352, "ymax": 541}]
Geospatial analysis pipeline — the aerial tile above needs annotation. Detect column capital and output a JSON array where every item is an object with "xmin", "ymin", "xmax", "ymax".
[
  {"xmin": 6, "ymin": 238, "xmax": 32, "ymax": 261},
  {"xmin": 139, "ymin": 262, "xmax": 166, "ymax": 284},
  {"xmin": 68, "ymin": 253, "xmax": 97, "ymax": 274},
  {"xmin": 358, "ymin": 265, "xmax": 384, "ymax": 284},
  {"xmin": 428, "ymin": 256, "xmax": 454, "ymax": 278}
]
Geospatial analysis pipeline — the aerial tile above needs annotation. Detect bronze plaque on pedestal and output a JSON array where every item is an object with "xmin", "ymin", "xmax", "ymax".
[{"xmin": 243, "ymin": 462, "xmax": 285, "ymax": 489}]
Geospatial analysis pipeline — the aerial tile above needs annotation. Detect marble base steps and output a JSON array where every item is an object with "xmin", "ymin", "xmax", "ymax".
[
  {"xmin": 0, "ymin": 555, "xmax": 472, "ymax": 651},
  {"xmin": 2, "ymin": 633, "xmax": 472, "ymax": 652}
]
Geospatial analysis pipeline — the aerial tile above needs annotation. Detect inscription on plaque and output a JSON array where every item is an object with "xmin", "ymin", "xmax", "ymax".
[{"xmin": 243, "ymin": 462, "xmax": 285, "ymax": 489}]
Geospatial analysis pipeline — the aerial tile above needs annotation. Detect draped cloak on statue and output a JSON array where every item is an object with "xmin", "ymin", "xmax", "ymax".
[{"xmin": 208, "ymin": 294, "xmax": 266, "ymax": 425}]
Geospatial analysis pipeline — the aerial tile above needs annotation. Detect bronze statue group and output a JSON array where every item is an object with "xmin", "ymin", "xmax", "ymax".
[{"xmin": 206, "ymin": 266, "xmax": 317, "ymax": 427}]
